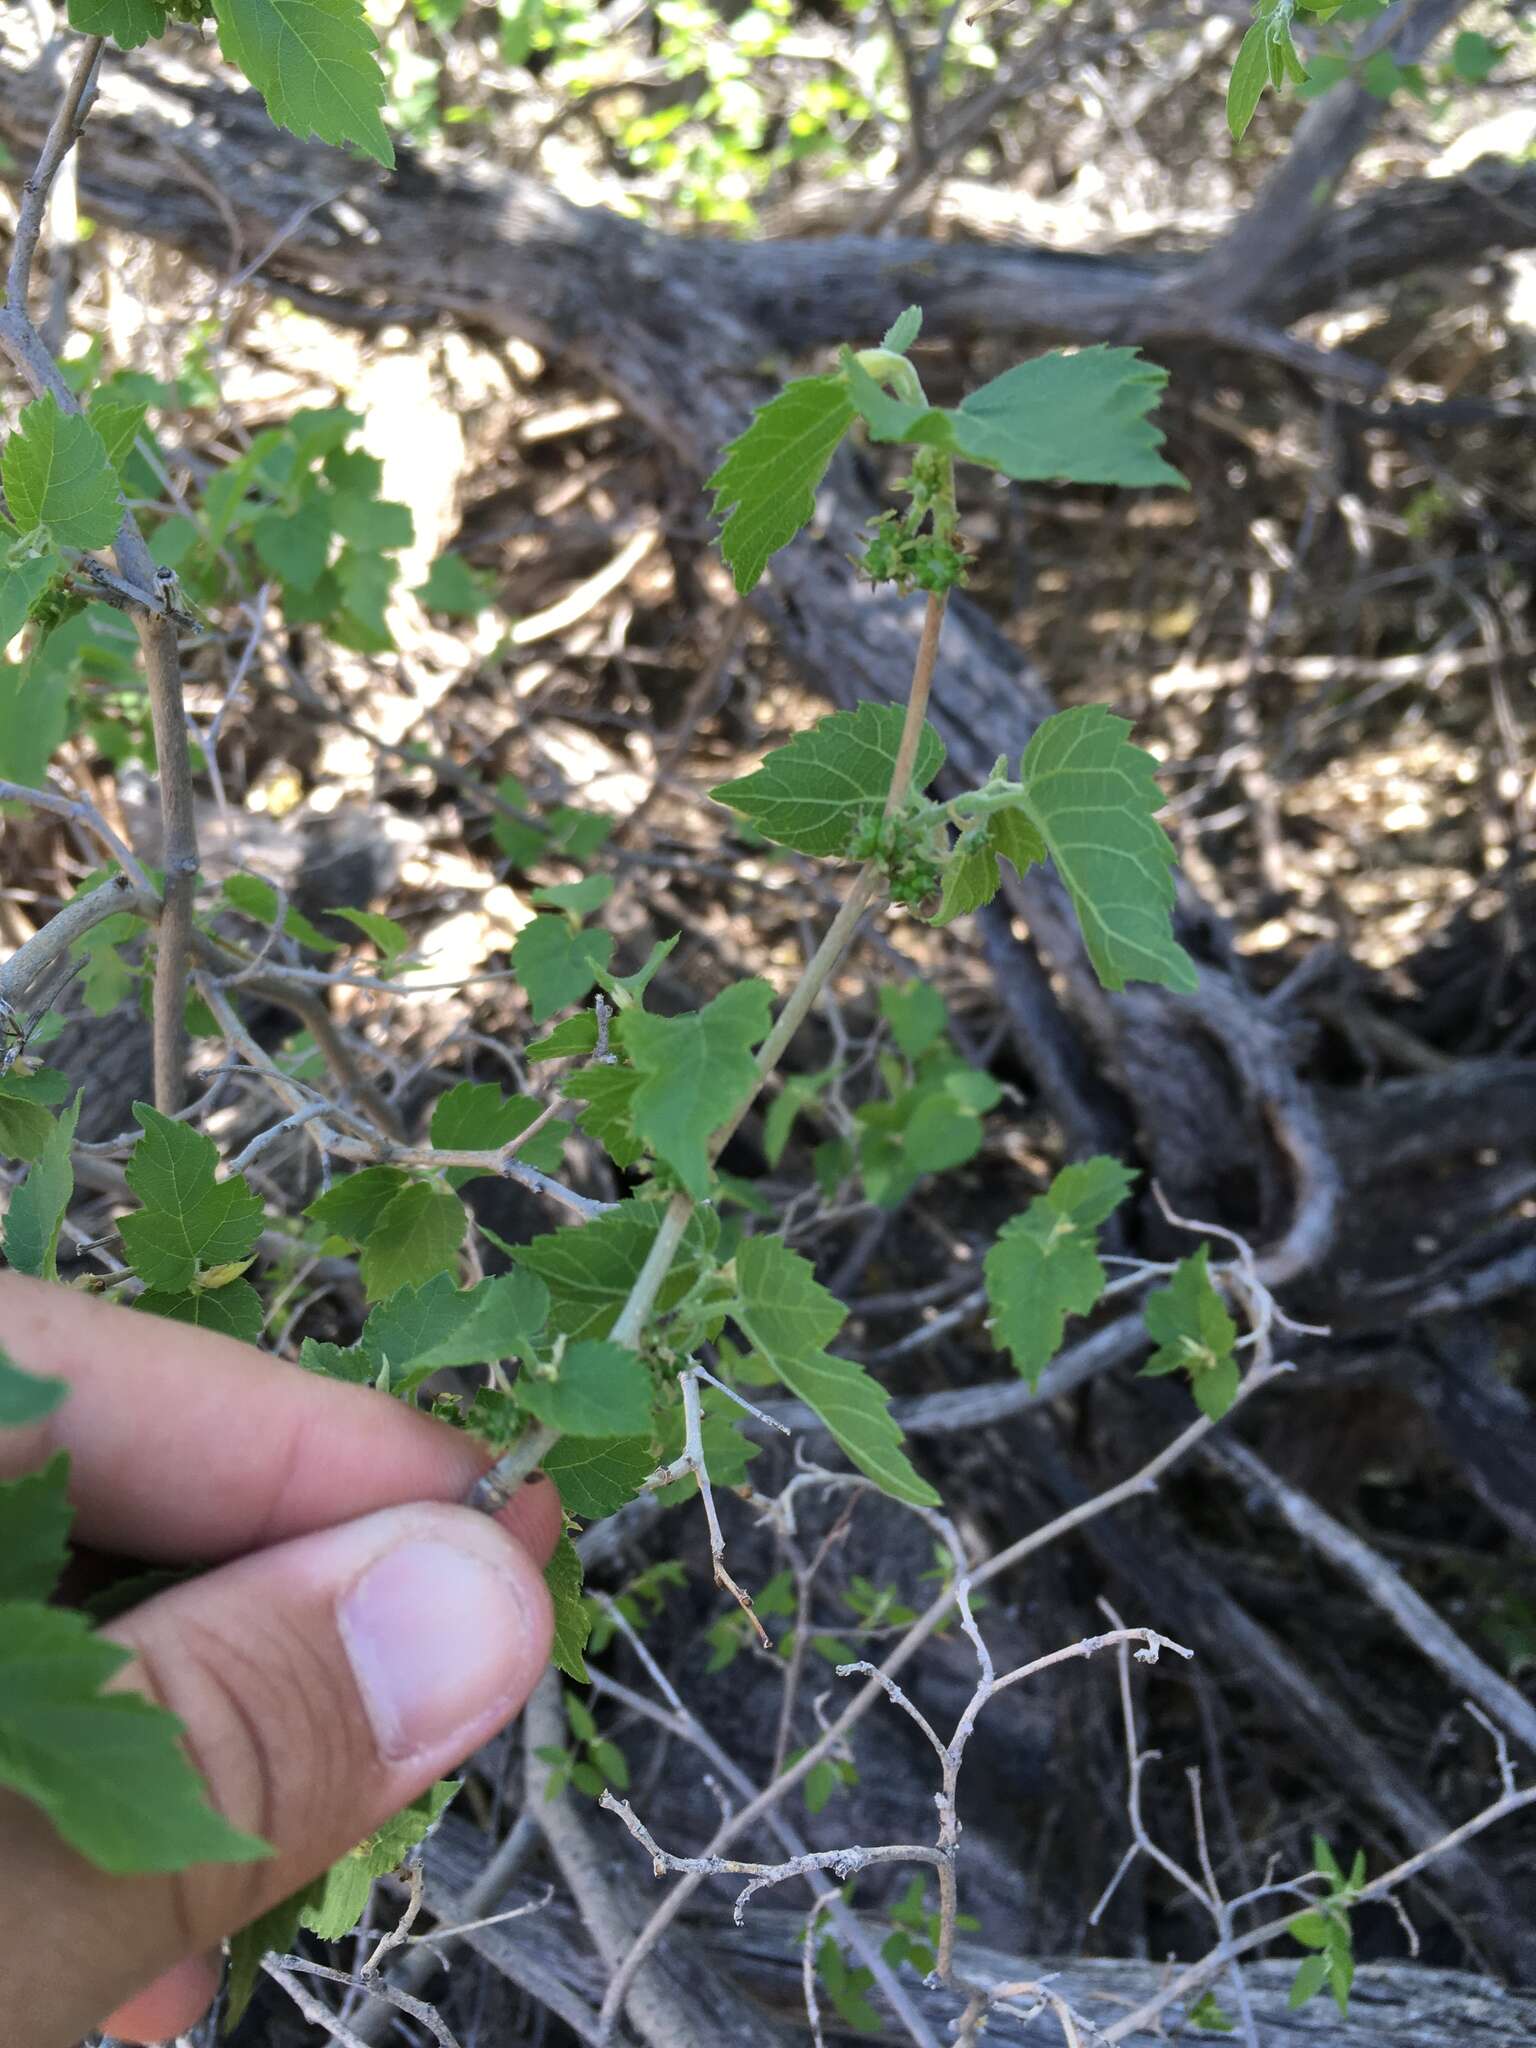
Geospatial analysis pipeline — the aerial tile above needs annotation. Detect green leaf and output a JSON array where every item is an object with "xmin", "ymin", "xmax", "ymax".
[
  {"xmin": 2, "ymin": 394, "xmax": 122, "ymax": 551},
  {"xmin": 619, "ymin": 980, "xmax": 773, "ymax": 1198},
  {"xmin": 329, "ymin": 906, "xmax": 411, "ymax": 966},
  {"xmin": 85, "ymin": 396, "xmax": 148, "ymax": 481},
  {"xmin": 300, "ymin": 1781, "xmax": 458, "ymax": 1940},
  {"xmin": 1008, "ymin": 704, "xmax": 1198, "ymax": 994},
  {"xmin": 120, "ymin": 1104, "xmax": 264, "ymax": 1293},
  {"xmin": 514, "ymin": 1201, "xmax": 719, "ymax": 1341},
  {"xmin": 1140, "ymin": 1244, "xmax": 1239, "ymax": 1418},
  {"xmin": 357, "ymin": 1181, "xmax": 465, "ymax": 1300},
  {"xmin": 984, "ymin": 1156, "xmax": 1137, "ymax": 1386},
  {"xmin": 0, "ymin": 542, "xmax": 61, "ymax": 653},
  {"xmin": 212, "ymin": 0, "xmax": 394, "ymax": 167},
  {"xmin": 844, "ymin": 344, "xmax": 1182, "ymax": 491},
  {"xmin": 708, "ymin": 374, "xmax": 856, "ymax": 593},
  {"xmin": 329, "ymin": 491, "xmax": 412, "ymax": 551},
  {"xmin": 0, "ymin": 1600, "xmax": 270, "ymax": 1874},
  {"xmin": 543, "ymin": 1435, "xmax": 654, "ymax": 1518},
  {"xmin": 0, "ymin": 1092, "xmax": 56, "ymax": 1165},
  {"xmin": 879, "ymin": 983, "xmax": 947, "ymax": 1060},
  {"xmin": 306, "ymin": 1164, "xmax": 409, "ymax": 1244},
  {"xmin": 733, "ymin": 1235, "xmax": 937, "ymax": 1507},
  {"xmin": 0, "ymin": 1453, "xmax": 73, "ymax": 1602},
  {"xmin": 711, "ymin": 702, "xmax": 946, "ymax": 859},
  {"xmin": 431, "ymin": 1080, "xmax": 569, "ymax": 1184},
  {"xmin": 513, "ymin": 916, "xmax": 615, "ymax": 1024},
  {"xmin": 565, "ymin": 1063, "xmax": 645, "ymax": 1170},
  {"xmin": 1228, "ymin": 19, "xmax": 1273, "ymax": 138},
  {"xmin": 222, "ymin": 871, "xmax": 341, "ymax": 953},
  {"xmin": 1186, "ymin": 1991, "xmax": 1236, "ymax": 2033},
  {"xmin": 415, "ymin": 553, "xmax": 498, "ymax": 614},
  {"xmin": 2, "ymin": 1090, "xmax": 79, "ymax": 1279},
  {"xmin": 546, "ymin": 1533, "xmax": 590, "ymax": 1682},
  {"xmin": 365, "ymin": 1270, "xmax": 549, "ymax": 1389},
  {"xmin": 593, "ymin": 933, "xmax": 680, "ymax": 1009},
  {"xmin": 881, "ymin": 306, "xmax": 922, "ymax": 353},
  {"xmin": 0, "ymin": 1342, "xmax": 67, "ymax": 1426},
  {"xmin": 527, "ymin": 1014, "xmax": 600, "ymax": 1063},
  {"xmin": 1287, "ymin": 1953, "xmax": 1330, "ymax": 2011},
  {"xmin": 251, "ymin": 496, "xmax": 334, "ymax": 592},
  {"xmin": 763, "ymin": 1069, "xmax": 832, "ymax": 1169},
  {"xmin": 529, "ymin": 874, "xmax": 614, "ymax": 918},
  {"xmin": 136, "ymin": 1281, "xmax": 265, "ymax": 1343},
  {"xmin": 226, "ymin": 1884, "xmax": 323, "ymax": 2027},
  {"xmin": 66, "ymin": 0, "xmax": 168, "ymax": 47},
  {"xmin": 518, "ymin": 1338, "xmax": 652, "ymax": 1437}
]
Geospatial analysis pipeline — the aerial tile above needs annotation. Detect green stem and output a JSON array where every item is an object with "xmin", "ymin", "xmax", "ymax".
[{"xmin": 469, "ymin": 586, "xmax": 951, "ymax": 1514}]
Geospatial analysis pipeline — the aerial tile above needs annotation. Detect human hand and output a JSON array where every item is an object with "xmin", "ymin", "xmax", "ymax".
[{"xmin": 0, "ymin": 1271, "xmax": 561, "ymax": 2048}]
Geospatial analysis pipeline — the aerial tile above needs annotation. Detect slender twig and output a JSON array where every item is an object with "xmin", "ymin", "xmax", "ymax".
[
  {"xmin": 0, "ymin": 873, "xmax": 147, "ymax": 1010},
  {"xmin": 5, "ymin": 34, "xmax": 103, "ymax": 309}
]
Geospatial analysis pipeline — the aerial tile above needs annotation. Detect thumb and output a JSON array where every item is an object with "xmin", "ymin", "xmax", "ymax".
[{"xmin": 5, "ymin": 1500, "xmax": 553, "ymax": 2048}]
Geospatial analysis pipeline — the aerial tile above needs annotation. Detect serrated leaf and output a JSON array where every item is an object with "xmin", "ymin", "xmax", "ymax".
[
  {"xmin": 513, "ymin": 916, "xmax": 615, "ymax": 1024},
  {"xmin": 0, "ymin": 1601, "xmax": 270, "ymax": 1874},
  {"xmin": 984, "ymin": 1156, "xmax": 1137, "ymax": 1386},
  {"xmin": 564, "ymin": 1063, "xmax": 645, "ymax": 1170},
  {"xmin": 1008, "ymin": 705, "xmax": 1198, "ymax": 994},
  {"xmin": 66, "ymin": 0, "xmax": 168, "ymax": 47},
  {"xmin": 518, "ymin": 1336, "xmax": 652, "ymax": 1436},
  {"xmin": 431, "ymin": 1080, "xmax": 569, "ymax": 1185},
  {"xmin": 543, "ymin": 1435, "xmax": 654, "ymax": 1518},
  {"xmin": 514, "ymin": 1202, "xmax": 719, "ymax": 1341},
  {"xmin": 1186, "ymin": 1991, "xmax": 1236, "ymax": 2033},
  {"xmin": 357, "ymin": 1181, "xmax": 465, "ymax": 1300},
  {"xmin": 0, "ymin": 1342, "xmax": 67, "ymax": 1426},
  {"xmin": 120, "ymin": 1104, "xmax": 264, "ymax": 1293},
  {"xmin": 0, "ymin": 1453, "xmax": 73, "ymax": 1603},
  {"xmin": 364, "ymin": 1270, "xmax": 548, "ymax": 1390},
  {"xmin": 136, "ymin": 1281, "xmax": 265, "ymax": 1343},
  {"xmin": 299, "ymin": 1335, "xmax": 379, "ymax": 1385},
  {"xmin": 619, "ymin": 980, "xmax": 773, "ymax": 1198},
  {"xmin": 300, "ymin": 1781, "xmax": 458, "ymax": 1940},
  {"xmin": 709, "ymin": 374, "xmax": 856, "ymax": 593},
  {"xmin": 2, "ymin": 394, "xmax": 122, "ymax": 551},
  {"xmin": 0, "ymin": 540, "xmax": 61, "ymax": 652},
  {"xmin": 0, "ymin": 1092, "xmax": 56, "ymax": 1164},
  {"xmin": 844, "ymin": 344, "xmax": 1182, "ymax": 490},
  {"xmin": 1140, "ymin": 1244, "xmax": 1239, "ymax": 1418},
  {"xmin": 546, "ymin": 1533, "xmax": 590, "ymax": 1682},
  {"xmin": 527, "ymin": 1014, "xmax": 600, "ymax": 1063},
  {"xmin": 250, "ymin": 496, "xmax": 333, "ymax": 592},
  {"xmin": 3, "ymin": 1089, "xmax": 80, "ymax": 1280},
  {"xmin": 881, "ymin": 306, "xmax": 922, "ymax": 353},
  {"xmin": 733, "ymin": 1235, "xmax": 937, "ymax": 1507},
  {"xmin": 306, "ymin": 1164, "xmax": 410, "ymax": 1244},
  {"xmin": 85, "ymin": 396, "xmax": 148, "ymax": 481},
  {"xmin": 212, "ymin": 0, "xmax": 394, "ymax": 167},
  {"xmin": 711, "ymin": 702, "xmax": 946, "ymax": 859}
]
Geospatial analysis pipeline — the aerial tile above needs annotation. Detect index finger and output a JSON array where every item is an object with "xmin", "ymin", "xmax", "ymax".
[{"xmin": 0, "ymin": 1272, "xmax": 561, "ymax": 1565}]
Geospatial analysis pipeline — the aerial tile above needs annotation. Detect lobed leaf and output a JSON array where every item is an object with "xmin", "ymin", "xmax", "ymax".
[
  {"xmin": 711, "ymin": 702, "xmax": 946, "ymax": 859},
  {"xmin": 619, "ymin": 980, "xmax": 775, "ymax": 1198},
  {"xmin": 709, "ymin": 374, "xmax": 855, "ymax": 593},
  {"xmin": 212, "ymin": 0, "xmax": 394, "ymax": 167},
  {"xmin": 984, "ymin": 1156, "xmax": 1137, "ymax": 1386},
  {"xmin": 1, "ymin": 395, "xmax": 122, "ymax": 552},
  {"xmin": 121, "ymin": 1104, "xmax": 264, "ymax": 1294},
  {"xmin": 516, "ymin": 1338, "xmax": 653, "ymax": 1437},
  {"xmin": 0, "ymin": 1601, "xmax": 270, "ymax": 1874},
  {"xmin": 66, "ymin": 0, "xmax": 168, "ymax": 47},
  {"xmin": 2, "ymin": 1090, "xmax": 80, "ymax": 1281},
  {"xmin": 732, "ymin": 1236, "xmax": 937, "ymax": 1507}
]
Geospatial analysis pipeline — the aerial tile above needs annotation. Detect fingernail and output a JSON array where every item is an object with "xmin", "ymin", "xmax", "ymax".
[{"xmin": 338, "ymin": 1537, "xmax": 534, "ymax": 1762}]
